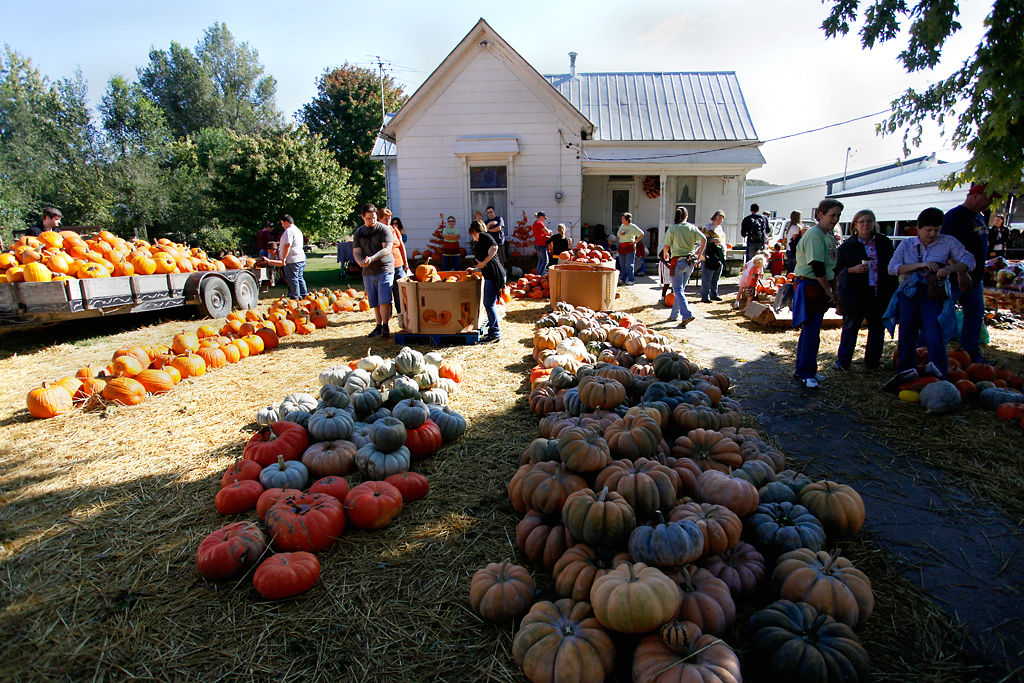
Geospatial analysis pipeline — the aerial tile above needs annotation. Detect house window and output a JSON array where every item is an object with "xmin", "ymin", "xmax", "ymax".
[
  {"xmin": 470, "ymin": 165, "xmax": 507, "ymax": 228},
  {"xmin": 675, "ymin": 176, "xmax": 698, "ymax": 223}
]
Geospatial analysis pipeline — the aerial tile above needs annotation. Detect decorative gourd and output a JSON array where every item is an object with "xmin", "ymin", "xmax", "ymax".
[
  {"xmin": 590, "ymin": 562, "xmax": 678, "ymax": 633},
  {"xmin": 259, "ymin": 455, "xmax": 309, "ymax": 490},
  {"xmin": 265, "ymin": 492, "xmax": 345, "ymax": 552},
  {"xmin": 669, "ymin": 502, "xmax": 742, "ymax": 556},
  {"xmin": 301, "ymin": 440, "xmax": 357, "ymax": 478},
  {"xmin": 278, "ymin": 393, "xmax": 317, "ymax": 418},
  {"xmin": 561, "ymin": 487, "xmax": 636, "ymax": 549},
  {"xmin": 671, "ymin": 429, "xmax": 742, "ymax": 472},
  {"xmin": 919, "ymin": 380, "xmax": 962, "ymax": 414},
  {"xmin": 512, "ymin": 599, "xmax": 615, "ymax": 683},
  {"xmin": 516, "ymin": 510, "xmax": 576, "ymax": 570},
  {"xmin": 195, "ymin": 521, "xmax": 267, "ymax": 581},
  {"xmin": 556, "ymin": 427, "xmax": 611, "ymax": 473},
  {"xmin": 628, "ymin": 511, "xmax": 704, "ymax": 567},
  {"xmin": 344, "ymin": 481, "xmax": 404, "ymax": 529},
  {"xmin": 551, "ymin": 544, "xmax": 630, "ymax": 601},
  {"xmin": 391, "ymin": 398, "xmax": 430, "ymax": 430},
  {"xmin": 772, "ymin": 548, "xmax": 874, "ymax": 628},
  {"xmin": 633, "ymin": 623, "xmax": 742, "ymax": 683},
  {"xmin": 698, "ymin": 540, "xmax": 766, "ymax": 598},
  {"xmin": 215, "ymin": 479, "xmax": 263, "ymax": 515},
  {"xmin": 797, "ymin": 481, "xmax": 865, "ymax": 538},
  {"xmin": 695, "ymin": 470, "xmax": 759, "ymax": 517},
  {"xmin": 368, "ymin": 416, "xmax": 407, "ymax": 452},
  {"xmin": 747, "ymin": 600, "xmax": 870, "ymax": 682},
  {"xmin": 252, "ymin": 551, "xmax": 320, "ymax": 600},
  {"xmin": 746, "ymin": 502, "xmax": 826, "ymax": 556},
  {"xmin": 355, "ymin": 443, "xmax": 411, "ymax": 480},
  {"xmin": 469, "ymin": 559, "xmax": 535, "ymax": 622},
  {"xmin": 307, "ymin": 407, "xmax": 354, "ymax": 442},
  {"xmin": 594, "ymin": 458, "xmax": 678, "ymax": 521},
  {"xmin": 351, "ymin": 387, "xmax": 384, "ymax": 417},
  {"xmin": 395, "ymin": 346, "xmax": 426, "ymax": 375},
  {"xmin": 383, "ymin": 472, "xmax": 429, "ymax": 501}
]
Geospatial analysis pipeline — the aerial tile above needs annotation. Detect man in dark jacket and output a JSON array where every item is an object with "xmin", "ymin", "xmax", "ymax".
[
  {"xmin": 943, "ymin": 184, "xmax": 994, "ymax": 363},
  {"xmin": 26, "ymin": 207, "xmax": 62, "ymax": 237},
  {"xmin": 740, "ymin": 203, "xmax": 769, "ymax": 262}
]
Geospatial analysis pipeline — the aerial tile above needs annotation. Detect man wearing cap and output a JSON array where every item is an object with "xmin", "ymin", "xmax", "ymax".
[
  {"xmin": 532, "ymin": 211, "xmax": 552, "ymax": 276},
  {"xmin": 943, "ymin": 184, "xmax": 994, "ymax": 363}
]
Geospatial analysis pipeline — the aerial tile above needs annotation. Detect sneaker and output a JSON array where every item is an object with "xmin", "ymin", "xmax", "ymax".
[
  {"xmin": 700, "ymin": 299, "xmax": 711, "ymax": 303},
  {"xmin": 882, "ymin": 368, "xmax": 918, "ymax": 394},
  {"xmin": 380, "ymin": 324, "xmax": 391, "ymax": 338},
  {"xmin": 815, "ymin": 373, "xmax": 826, "ymax": 383},
  {"xmin": 368, "ymin": 325, "xmax": 382, "ymax": 338},
  {"xmin": 480, "ymin": 333, "xmax": 500, "ymax": 343},
  {"xmin": 680, "ymin": 315, "xmax": 696, "ymax": 328},
  {"xmin": 666, "ymin": 317, "xmax": 679, "ymax": 323},
  {"xmin": 923, "ymin": 361, "xmax": 942, "ymax": 377},
  {"xmin": 802, "ymin": 377, "xmax": 820, "ymax": 389},
  {"xmin": 711, "ymin": 296, "xmax": 723, "ymax": 301}
]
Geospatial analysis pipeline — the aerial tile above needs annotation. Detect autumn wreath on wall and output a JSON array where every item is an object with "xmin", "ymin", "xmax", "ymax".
[{"xmin": 642, "ymin": 176, "xmax": 660, "ymax": 199}]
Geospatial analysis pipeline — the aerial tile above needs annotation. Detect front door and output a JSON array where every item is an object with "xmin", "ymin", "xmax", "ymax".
[{"xmin": 610, "ymin": 187, "xmax": 631, "ymax": 235}]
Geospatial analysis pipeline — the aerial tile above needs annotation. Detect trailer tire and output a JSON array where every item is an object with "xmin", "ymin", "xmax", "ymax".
[
  {"xmin": 199, "ymin": 277, "xmax": 232, "ymax": 319},
  {"xmin": 232, "ymin": 273, "xmax": 258, "ymax": 310}
]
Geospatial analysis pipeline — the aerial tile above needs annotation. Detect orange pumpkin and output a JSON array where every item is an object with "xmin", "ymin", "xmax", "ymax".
[
  {"xmin": 111, "ymin": 355, "xmax": 145, "ymax": 378},
  {"xmin": 169, "ymin": 352, "xmax": 207, "ymax": 379},
  {"xmin": 357, "ymin": 299, "xmax": 371, "ymax": 312},
  {"xmin": 274, "ymin": 319, "xmax": 296, "ymax": 337},
  {"xmin": 74, "ymin": 377, "xmax": 107, "ymax": 403},
  {"xmin": 255, "ymin": 327, "xmax": 280, "ymax": 350},
  {"xmin": 164, "ymin": 366, "xmax": 182, "ymax": 384},
  {"xmin": 102, "ymin": 377, "xmax": 146, "ymax": 406},
  {"xmin": 439, "ymin": 360, "xmax": 464, "ymax": 383},
  {"xmin": 415, "ymin": 264, "xmax": 440, "ymax": 282},
  {"xmin": 135, "ymin": 369, "xmax": 174, "ymax": 394},
  {"xmin": 171, "ymin": 331, "xmax": 200, "ymax": 355},
  {"xmin": 231, "ymin": 338, "xmax": 250, "ymax": 359},
  {"xmin": 219, "ymin": 343, "xmax": 241, "ymax": 364},
  {"xmin": 242, "ymin": 334, "xmax": 265, "ymax": 355},
  {"xmin": 197, "ymin": 346, "xmax": 228, "ymax": 370}
]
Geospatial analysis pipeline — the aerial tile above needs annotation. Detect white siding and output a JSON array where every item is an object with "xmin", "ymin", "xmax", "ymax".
[
  {"xmin": 834, "ymin": 184, "xmax": 968, "ymax": 223},
  {"xmin": 393, "ymin": 49, "xmax": 583, "ymax": 250}
]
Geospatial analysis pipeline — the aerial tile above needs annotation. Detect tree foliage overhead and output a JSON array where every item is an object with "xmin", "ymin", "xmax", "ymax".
[
  {"xmin": 301, "ymin": 63, "xmax": 407, "ymax": 221},
  {"xmin": 823, "ymin": 0, "xmax": 1024, "ymax": 195}
]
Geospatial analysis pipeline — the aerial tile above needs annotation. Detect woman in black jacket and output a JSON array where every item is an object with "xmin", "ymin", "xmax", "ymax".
[{"xmin": 835, "ymin": 209, "xmax": 897, "ymax": 370}]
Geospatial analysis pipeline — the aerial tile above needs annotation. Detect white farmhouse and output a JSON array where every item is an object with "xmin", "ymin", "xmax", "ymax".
[{"xmin": 373, "ymin": 18, "xmax": 764, "ymax": 255}]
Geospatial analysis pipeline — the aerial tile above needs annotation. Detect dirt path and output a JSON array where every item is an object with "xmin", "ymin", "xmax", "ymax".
[{"xmin": 623, "ymin": 274, "xmax": 1024, "ymax": 678}]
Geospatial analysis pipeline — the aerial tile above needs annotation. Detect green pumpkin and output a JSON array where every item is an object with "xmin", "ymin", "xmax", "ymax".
[
  {"xmin": 652, "ymin": 352, "xmax": 695, "ymax": 381},
  {"xmin": 369, "ymin": 416, "xmax": 407, "ymax": 452},
  {"xmin": 355, "ymin": 443, "xmax": 411, "ymax": 480},
  {"xmin": 758, "ymin": 481, "xmax": 797, "ymax": 504},
  {"xmin": 363, "ymin": 407, "xmax": 392, "ymax": 423},
  {"xmin": 548, "ymin": 366, "xmax": 578, "ymax": 391},
  {"xmin": 628, "ymin": 511, "xmax": 704, "ymax": 568},
  {"xmin": 318, "ymin": 383, "xmax": 351, "ymax": 410},
  {"xmin": 259, "ymin": 455, "xmax": 309, "ymax": 490},
  {"xmin": 730, "ymin": 460, "xmax": 776, "ymax": 489},
  {"xmin": 429, "ymin": 405, "xmax": 466, "ymax": 443},
  {"xmin": 392, "ymin": 399, "xmax": 430, "ymax": 430},
  {"xmin": 383, "ymin": 375, "xmax": 420, "ymax": 404},
  {"xmin": 522, "ymin": 437, "xmax": 561, "ymax": 465},
  {"xmin": 307, "ymin": 407, "xmax": 355, "ymax": 442},
  {"xmin": 371, "ymin": 359, "xmax": 397, "ymax": 384},
  {"xmin": 395, "ymin": 347, "xmax": 426, "ymax": 376},
  {"xmin": 351, "ymin": 388, "xmax": 384, "ymax": 417},
  {"xmin": 746, "ymin": 502, "xmax": 826, "ymax": 556}
]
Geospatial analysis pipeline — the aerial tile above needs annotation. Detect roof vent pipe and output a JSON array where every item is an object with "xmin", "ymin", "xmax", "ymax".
[{"xmin": 569, "ymin": 52, "xmax": 577, "ymax": 78}]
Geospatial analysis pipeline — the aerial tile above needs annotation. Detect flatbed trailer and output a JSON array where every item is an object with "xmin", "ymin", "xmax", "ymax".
[{"xmin": 0, "ymin": 269, "xmax": 267, "ymax": 325}]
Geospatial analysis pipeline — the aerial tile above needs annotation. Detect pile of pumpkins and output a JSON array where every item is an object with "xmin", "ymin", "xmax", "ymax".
[
  {"xmin": 895, "ymin": 347, "xmax": 1024, "ymax": 427},
  {"xmin": 553, "ymin": 241, "xmax": 615, "ymax": 266},
  {"xmin": 24, "ymin": 290, "xmax": 369, "ymax": 419},
  {"xmin": 1, "ymin": 230, "xmax": 255, "ymax": 283},
  {"xmin": 470, "ymin": 302, "xmax": 874, "ymax": 682},
  {"xmin": 200, "ymin": 352, "xmax": 469, "ymax": 600},
  {"xmin": 510, "ymin": 273, "xmax": 549, "ymax": 300}
]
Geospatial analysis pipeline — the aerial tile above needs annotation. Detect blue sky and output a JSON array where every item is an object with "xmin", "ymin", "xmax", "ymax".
[{"xmin": 2, "ymin": 0, "xmax": 991, "ymax": 184}]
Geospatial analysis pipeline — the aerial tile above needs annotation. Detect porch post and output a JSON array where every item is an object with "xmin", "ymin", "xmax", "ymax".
[{"xmin": 658, "ymin": 174, "xmax": 667, "ymax": 245}]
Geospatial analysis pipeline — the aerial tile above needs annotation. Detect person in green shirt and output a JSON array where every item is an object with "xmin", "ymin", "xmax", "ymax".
[
  {"xmin": 616, "ymin": 213, "xmax": 646, "ymax": 285},
  {"xmin": 441, "ymin": 216, "xmax": 461, "ymax": 271},
  {"xmin": 659, "ymin": 207, "xmax": 707, "ymax": 326},
  {"xmin": 793, "ymin": 198, "xmax": 843, "ymax": 389}
]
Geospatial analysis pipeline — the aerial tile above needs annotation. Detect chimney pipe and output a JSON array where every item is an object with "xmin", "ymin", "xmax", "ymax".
[{"xmin": 569, "ymin": 52, "xmax": 577, "ymax": 78}]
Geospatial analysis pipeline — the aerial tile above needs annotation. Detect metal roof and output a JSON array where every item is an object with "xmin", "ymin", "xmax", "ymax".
[
  {"xmin": 828, "ymin": 160, "xmax": 967, "ymax": 197},
  {"xmin": 544, "ymin": 72, "xmax": 759, "ymax": 142}
]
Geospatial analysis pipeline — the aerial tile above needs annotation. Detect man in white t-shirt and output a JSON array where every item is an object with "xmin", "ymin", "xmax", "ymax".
[{"xmin": 265, "ymin": 214, "xmax": 308, "ymax": 298}]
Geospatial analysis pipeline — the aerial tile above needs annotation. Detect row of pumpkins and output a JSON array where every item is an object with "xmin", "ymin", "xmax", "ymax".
[
  {"xmin": 470, "ymin": 302, "xmax": 873, "ymax": 682},
  {"xmin": 2, "ymin": 230, "xmax": 256, "ymax": 283},
  {"xmin": 24, "ymin": 289, "xmax": 369, "ymax": 419},
  {"xmin": 198, "ymin": 350, "xmax": 469, "ymax": 600}
]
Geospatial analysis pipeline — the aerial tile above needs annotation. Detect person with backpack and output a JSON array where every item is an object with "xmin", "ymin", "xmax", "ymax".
[{"xmin": 741, "ymin": 203, "xmax": 770, "ymax": 263}]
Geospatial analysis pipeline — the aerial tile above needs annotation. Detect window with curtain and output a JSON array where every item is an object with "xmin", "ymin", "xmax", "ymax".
[
  {"xmin": 469, "ymin": 166, "xmax": 508, "ymax": 229},
  {"xmin": 675, "ymin": 176, "xmax": 698, "ymax": 223}
]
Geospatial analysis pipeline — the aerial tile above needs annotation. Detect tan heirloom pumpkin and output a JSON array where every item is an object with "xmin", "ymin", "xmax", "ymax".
[
  {"xmin": 590, "ymin": 562, "xmax": 678, "ymax": 633},
  {"xmin": 469, "ymin": 559, "xmax": 535, "ymax": 622}
]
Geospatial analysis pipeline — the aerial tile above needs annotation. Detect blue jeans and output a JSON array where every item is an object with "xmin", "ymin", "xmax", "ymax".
[
  {"xmin": 701, "ymin": 264, "xmax": 722, "ymax": 300},
  {"xmin": 896, "ymin": 292, "xmax": 947, "ymax": 376},
  {"xmin": 442, "ymin": 254, "xmax": 460, "ymax": 271},
  {"xmin": 535, "ymin": 245, "xmax": 549, "ymax": 276},
  {"xmin": 284, "ymin": 261, "xmax": 307, "ymax": 298},
  {"xmin": 670, "ymin": 262, "xmax": 695, "ymax": 319},
  {"xmin": 482, "ymin": 279, "xmax": 500, "ymax": 338},
  {"xmin": 392, "ymin": 266, "xmax": 407, "ymax": 313},
  {"xmin": 363, "ymin": 271, "xmax": 394, "ymax": 308},
  {"xmin": 618, "ymin": 251, "xmax": 636, "ymax": 283},
  {"xmin": 795, "ymin": 308, "xmax": 825, "ymax": 379},
  {"xmin": 950, "ymin": 279, "xmax": 984, "ymax": 361}
]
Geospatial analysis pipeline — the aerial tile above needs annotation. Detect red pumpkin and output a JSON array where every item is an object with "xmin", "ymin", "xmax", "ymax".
[
  {"xmin": 243, "ymin": 421, "xmax": 310, "ymax": 467},
  {"xmin": 309, "ymin": 476, "xmax": 351, "ymax": 502},
  {"xmin": 252, "ymin": 551, "xmax": 320, "ymax": 600},
  {"xmin": 256, "ymin": 488, "xmax": 303, "ymax": 521},
  {"xmin": 967, "ymin": 362, "xmax": 997, "ymax": 383},
  {"xmin": 384, "ymin": 472, "xmax": 430, "ymax": 502},
  {"xmin": 996, "ymin": 402, "xmax": 1024, "ymax": 422},
  {"xmin": 265, "ymin": 493, "xmax": 345, "ymax": 552},
  {"xmin": 344, "ymin": 481, "xmax": 404, "ymax": 529},
  {"xmin": 215, "ymin": 479, "xmax": 264, "ymax": 515},
  {"xmin": 195, "ymin": 521, "xmax": 267, "ymax": 581},
  {"xmin": 405, "ymin": 419, "xmax": 443, "ymax": 460},
  {"xmin": 438, "ymin": 360, "xmax": 463, "ymax": 383},
  {"xmin": 220, "ymin": 459, "xmax": 263, "ymax": 487}
]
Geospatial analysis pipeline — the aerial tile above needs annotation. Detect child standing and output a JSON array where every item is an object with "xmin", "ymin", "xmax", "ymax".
[{"xmin": 769, "ymin": 244, "xmax": 786, "ymax": 276}]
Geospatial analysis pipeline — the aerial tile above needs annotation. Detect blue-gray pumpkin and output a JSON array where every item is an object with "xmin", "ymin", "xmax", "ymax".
[
  {"xmin": 563, "ymin": 387, "xmax": 584, "ymax": 416},
  {"xmin": 281, "ymin": 410, "xmax": 311, "ymax": 427},
  {"xmin": 758, "ymin": 481, "xmax": 797, "ymax": 505},
  {"xmin": 307, "ymin": 407, "xmax": 354, "ymax": 442},
  {"xmin": 259, "ymin": 455, "xmax": 309, "ymax": 490},
  {"xmin": 355, "ymin": 443, "xmax": 411, "ymax": 480},
  {"xmin": 392, "ymin": 399, "xmax": 430, "ymax": 430},
  {"xmin": 745, "ymin": 502, "xmax": 826, "ymax": 556},
  {"xmin": 319, "ymin": 383, "xmax": 351, "ymax": 409},
  {"xmin": 369, "ymin": 417, "xmax": 407, "ymax": 452},
  {"xmin": 429, "ymin": 406, "xmax": 466, "ymax": 443},
  {"xmin": 343, "ymin": 369, "xmax": 373, "ymax": 395},
  {"xmin": 363, "ymin": 407, "xmax": 392, "ymax": 424},
  {"xmin": 318, "ymin": 365, "xmax": 351, "ymax": 387},
  {"xmin": 384, "ymin": 375, "xmax": 421, "ymax": 404},
  {"xmin": 351, "ymin": 387, "xmax": 384, "ymax": 417},
  {"xmin": 350, "ymin": 423, "xmax": 372, "ymax": 449},
  {"xmin": 628, "ymin": 511, "xmax": 704, "ymax": 567}
]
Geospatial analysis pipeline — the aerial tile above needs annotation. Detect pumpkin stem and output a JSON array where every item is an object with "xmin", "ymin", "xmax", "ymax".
[
  {"xmin": 277, "ymin": 454, "xmax": 286, "ymax": 470},
  {"xmin": 626, "ymin": 562, "xmax": 638, "ymax": 582},
  {"xmin": 597, "ymin": 486, "xmax": 609, "ymax": 503},
  {"xmin": 823, "ymin": 549, "xmax": 841, "ymax": 573},
  {"xmin": 655, "ymin": 509, "xmax": 666, "ymax": 525}
]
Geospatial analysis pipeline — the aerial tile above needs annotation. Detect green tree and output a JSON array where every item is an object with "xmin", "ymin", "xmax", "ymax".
[
  {"xmin": 823, "ymin": 1, "xmax": 1024, "ymax": 195},
  {"xmin": 138, "ymin": 41, "xmax": 218, "ymax": 139},
  {"xmin": 300, "ymin": 63, "xmax": 406, "ymax": 220}
]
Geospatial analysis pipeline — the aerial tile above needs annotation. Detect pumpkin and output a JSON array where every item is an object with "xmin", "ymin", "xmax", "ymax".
[
  {"xmin": 577, "ymin": 375, "xmax": 627, "ymax": 410},
  {"xmin": 774, "ymin": 469, "xmax": 814, "ymax": 497},
  {"xmin": 305, "ymin": 477, "xmax": 347, "ymax": 503},
  {"xmin": 74, "ymin": 377, "xmax": 106, "ymax": 403},
  {"xmin": 134, "ymin": 368, "xmax": 174, "ymax": 394},
  {"xmin": 429, "ymin": 405, "xmax": 466, "ymax": 443},
  {"xmin": 695, "ymin": 470, "xmax": 759, "ymax": 517},
  {"xmin": 978, "ymin": 386, "xmax": 1024, "ymax": 410},
  {"xmin": 220, "ymin": 458, "xmax": 262, "ymax": 487},
  {"xmin": 997, "ymin": 402, "xmax": 1024, "ymax": 422},
  {"xmin": 355, "ymin": 443, "xmax": 411, "ymax": 480},
  {"xmin": 746, "ymin": 502, "xmax": 826, "ymax": 556},
  {"xmin": 652, "ymin": 351, "xmax": 697, "ymax": 381},
  {"xmin": 671, "ymin": 429, "xmax": 742, "ymax": 472},
  {"xmin": 590, "ymin": 562, "xmax": 678, "ymax": 633},
  {"xmin": 196, "ymin": 345, "xmax": 227, "ymax": 370},
  {"xmin": 698, "ymin": 540, "xmax": 766, "ymax": 598},
  {"xmin": 395, "ymin": 346, "xmax": 426, "ymax": 375},
  {"xmin": 215, "ymin": 479, "xmax": 263, "ymax": 515},
  {"xmin": 667, "ymin": 565, "xmax": 736, "ymax": 636},
  {"xmin": 319, "ymin": 365, "xmax": 351, "ymax": 387},
  {"xmin": 521, "ymin": 437, "xmax": 561, "ymax": 465},
  {"xmin": 169, "ymin": 352, "xmax": 206, "ymax": 379},
  {"xmin": 516, "ymin": 510, "xmax": 576, "ymax": 570},
  {"xmin": 26, "ymin": 382, "xmax": 74, "ymax": 418},
  {"xmin": 278, "ymin": 392, "xmax": 318, "ymax": 417},
  {"xmin": 391, "ymin": 398, "xmax": 430, "ymax": 429},
  {"xmin": 265, "ymin": 492, "xmax": 345, "ymax": 552},
  {"xmin": 101, "ymin": 376, "xmax": 147, "ymax": 406},
  {"xmin": 171, "ymin": 331, "xmax": 200, "ymax": 355},
  {"xmin": 673, "ymin": 404, "xmax": 721, "ymax": 431},
  {"xmin": 552, "ymin": 544, "xmax": 630, "ymax": 601},
  {"xmin": 632, "ymin": 623, "xmax": 742, "ymax": 683},
  {"xmin": 594, "ymin": 458, "xmax": 678, "ymax": 521},
  {"xmin": 195, "ymin": 521, "xmax": 267, "ymax": 581},
  {"xmin": 469, "ymin": 559, "xmax": 535, "ymax": 622},
  {"xmin": 110, "ymin": 355, "xmax": 144, "ymax": 378},
  {"xmin": 918, "ymin": 380, "xmax": 962, "ymax": 414},
  {"xmin": 405, "ymin": 419, "xmax": 442, "ymax": 460},
  {"xmin": 438, "ymin": 360, "xmax": 463, "ymax": 383},
  {"xmin": 256, "ymin": 405, "xmax": 279, "ymax": 427},
  {"xmin": 344, "ymin": 480, "xmax": 404, "ymax": 529},
  {"xmin": 259, "ymin": 455, "xmax": 310, "ymax": 490},
  {"xmin": 307, "ymin": 407, "xmax": 354, "ymax": 442},
  {"xmin": 628, "ymin": 510, "xmax": 705, "ymax": 568},
  {"xmin": 759, "ymin": 480, "xmax": 798, "ymax": 504},
  {"xmin": 351, "ymin": 387, "xmax": 385, "ymax": 417},
  {"xmin": 604, "ymin": 412, "xmax": 663, "ymax": 460},
  {"xmin": 318, "ymin": 383, "xmax": 351, "ymax": 410},
  {"xmin": 518, "ymin": 461, "xmax": 588, "ymax": 516},
  {"xmin": 561, "ymin": 486, "xmax": 636, "ymax": 549},
  {"xmin": 669, "ymin": 502, "xmax": 742, "ymax": 556},
  {"xmin": 512, "ymin": 599, "xmax": 615, "ymax": 683},
  {"xmin": 252, "ymin": 551, "xmax": 320, "ymax": 600},
  {"xmin": 747, "ymin": 600, "xmax": 870, "ymax": 682},
  {"xmin": 384, "ymin": 472, "xmax": 429, "ymax": 501},
  {"xmin": 301, "ymin": 440, "xmax": 357, "ymax": 478},
  {"xmin": 797, "ymin": 481, "xmax": 865, "ymax": 538},
  {"xmin": 730, "ymin": 459, "xmax": 777, "ymax": 489},
  {"xmin": 556, "ymin": 427, "xmax": 611, "ymax": 473},
  {"xmin": 773, "ymin": 548, "xmax": 874, "ymax": 628},
  {"xmin": 243, "ymin": 422, "xmax": 310, "ymax": 466}
]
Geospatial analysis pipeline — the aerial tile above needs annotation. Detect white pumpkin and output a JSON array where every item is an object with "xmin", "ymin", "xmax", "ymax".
[
  {"xmin": 424, "ymin": 351, "xmax": 444, "ymax": 367},
  {"xmin": 371, "ymin": 359, "xmax": 397, "ymax": 384},
  {"xmin": 278, "ymin": 393, "xmax": 318, "ymax": 418},
  {"xmin": 256, "ymin": 405, "xmax": 279, "ymax": 426},
  {"xmin": 357, "ymin": 355, "xmax": 385, "ymax": 373},
  {"xmin": 319, "ymin": 365, "xmax": 351, "ymax": 387}
]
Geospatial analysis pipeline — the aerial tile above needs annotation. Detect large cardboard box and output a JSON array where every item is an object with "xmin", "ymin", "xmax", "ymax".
[
  {"xmin": 397, "ymin": 271, "xmax": 483, "ymax": 334},
  {"xmin": 548, "ymin": 264, "xmax": 618, "ymax": 311}
]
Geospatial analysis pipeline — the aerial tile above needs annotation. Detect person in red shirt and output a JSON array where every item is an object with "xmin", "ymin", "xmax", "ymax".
[
  {"xmin": 532, "ymin": 211, "xmax": 552, "ymax": 276},
  {"xmin": 768, "ymin": 244, "xmax": 786, "ymax": 276}
]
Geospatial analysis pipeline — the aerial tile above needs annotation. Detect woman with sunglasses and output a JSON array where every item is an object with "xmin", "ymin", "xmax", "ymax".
[{"xmin": 441, "ymin": 216, "xmax": 461, "ymax": 271}]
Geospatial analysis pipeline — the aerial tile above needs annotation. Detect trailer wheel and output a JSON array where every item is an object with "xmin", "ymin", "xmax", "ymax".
[
  {"xmin": 232, "ymin": 273, "xmax": 258, "ymax": 310},
  {"xmin": 199, "ymin": 277, "xmax": 232, "ymax": 318}
]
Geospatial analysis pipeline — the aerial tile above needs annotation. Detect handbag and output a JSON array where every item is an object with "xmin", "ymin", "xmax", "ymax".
[{"xmin": 918, "ymin": 244, "xmax": 947, "ymax": 301}]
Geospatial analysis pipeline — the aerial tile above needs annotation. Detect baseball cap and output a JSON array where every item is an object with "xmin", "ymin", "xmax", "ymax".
[{"xmin": 536, "ymin": 211, "xmax": 547, "ymax": 217}]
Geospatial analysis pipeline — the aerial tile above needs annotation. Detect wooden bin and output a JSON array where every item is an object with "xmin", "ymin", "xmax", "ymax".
[{"xmin": 548, "ymin": 264, "xmax": 617, "ymax": 311}]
